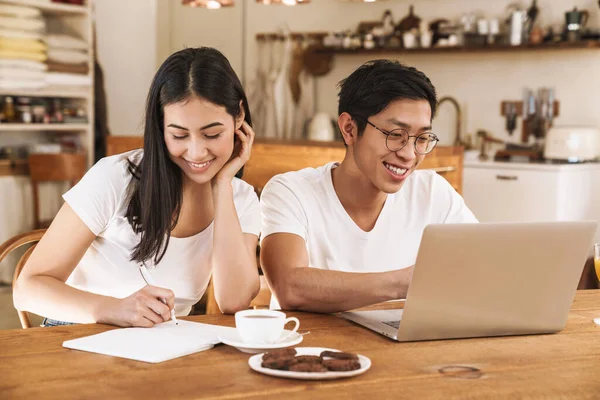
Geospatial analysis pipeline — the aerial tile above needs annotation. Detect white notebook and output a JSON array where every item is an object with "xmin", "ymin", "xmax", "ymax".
[{"xmin": 63, "ymin": 320, "xmax": 237, "ymax": 363}]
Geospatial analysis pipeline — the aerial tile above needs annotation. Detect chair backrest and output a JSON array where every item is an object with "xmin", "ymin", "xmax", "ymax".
[
  {"xmin": 244, "ymin": 139, "xmax": 346, "ymax": 195},
  {"xmin": 0, "ymin": 229, "xmax": 46, "ymax": 328},
  {"xmin": 28, "ymin": 153, "xmax": 87, "ymax": 229},
  {"xmin": 105, "ymin": 135, "xmax": 143, "ymax": 156}
]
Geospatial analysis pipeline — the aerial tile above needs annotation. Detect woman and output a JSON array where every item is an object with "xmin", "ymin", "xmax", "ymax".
[{"xmin": 14, "ymin": 47, "xmax": 260, "ymax": 327}]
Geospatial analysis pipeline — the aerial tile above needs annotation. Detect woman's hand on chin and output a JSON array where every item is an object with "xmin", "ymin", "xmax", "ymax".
[{"xmin": 214, "ymin": 121, "xmax": 255, "ymax": 185}]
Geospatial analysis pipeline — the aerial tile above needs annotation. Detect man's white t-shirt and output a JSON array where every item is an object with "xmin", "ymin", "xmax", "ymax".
[
  {"xmin": 260, "ymin": 162, "xmax": 478, "ymax": 309},
  {"xmin": 62, "ymin": 150, "xmax": 260, "ymax": 316}
]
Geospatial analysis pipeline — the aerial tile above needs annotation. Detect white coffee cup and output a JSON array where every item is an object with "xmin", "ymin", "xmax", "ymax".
[{"xmin": 235, "ymin": 309, "xmax": 300, "ymax": 344}]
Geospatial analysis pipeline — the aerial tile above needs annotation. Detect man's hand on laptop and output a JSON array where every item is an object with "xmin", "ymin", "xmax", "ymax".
[{"xmin": 391, "ymin": 265, "xmax": 414, "ymax": 300}]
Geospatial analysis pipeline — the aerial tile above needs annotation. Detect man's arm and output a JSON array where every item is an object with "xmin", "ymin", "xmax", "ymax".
[{"xmin": 260, "ymin": 233, "xmax": 413, "ymax": 313}]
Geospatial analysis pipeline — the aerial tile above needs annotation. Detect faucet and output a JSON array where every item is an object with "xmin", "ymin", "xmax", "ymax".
[
  {"xmin": 477, "ymin": 129, "xmax": 504, "ymax": 161},
  {"xmin": 437, "ymin": 96, "xmax": 464, "ymax": 147}
]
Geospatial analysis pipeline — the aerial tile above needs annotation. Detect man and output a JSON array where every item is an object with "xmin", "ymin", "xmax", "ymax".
[{"xmin": 260, "ymin": 60, "xmax": 477, "ymax": 313}]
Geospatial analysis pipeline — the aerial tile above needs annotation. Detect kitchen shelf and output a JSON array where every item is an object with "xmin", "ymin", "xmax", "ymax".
[
  {"xmin": 0, "ymin": 85, "xmax": 91, "ymax": 99},
  {"xmin": 316, "ymin": 40, "xmax": 600, "ymax": 56},
  {"xmin": 0, "ymin": 159, "xmax": 28, "ymax": 176},
  {"xmin": 0, "ymin": 0, "xmax": 94, "ymax": 165},
  {"xmin": 0, "ymin": 123, "xmax": 88, "ymax": 132},
  {"xmin": 0, "ymin": 0, "xmax": 89, "ymax": 15}
]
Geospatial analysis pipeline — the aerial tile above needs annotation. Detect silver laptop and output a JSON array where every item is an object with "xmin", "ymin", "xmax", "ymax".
[{"xmin": 340, "ymin": 221, "xmax": 597, "ymax": 342}]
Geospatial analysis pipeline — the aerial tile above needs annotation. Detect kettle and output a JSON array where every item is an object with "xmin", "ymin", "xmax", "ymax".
[{"xmin": 565, "ymin": 7, "xmax": 589, "ymax": 41}]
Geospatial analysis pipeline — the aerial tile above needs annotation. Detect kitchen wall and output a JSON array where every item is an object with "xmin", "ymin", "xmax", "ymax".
[
  {"xmin": 95, "ymin": 0, "xmax": 164, "ymax": 136},
  {"xmin": 96, "ymin": 0, "xmax": 600, "ymax": 145},
  {"xmin": 168, "ymin": 0, "xmax": 244, "ymax": 78},
  {"xmin": 163, "ymin": 0, "xmax": 600, "ymax": 146}
]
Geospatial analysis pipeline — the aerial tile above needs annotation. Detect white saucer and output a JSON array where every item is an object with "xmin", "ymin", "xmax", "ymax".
[
  {"xmin": 217, "ymin": 329, "xmax": 303, "ymax": 354},
  {"xmin": 248, "ymin": 347, "xmax": 371, "ymax": 380}
]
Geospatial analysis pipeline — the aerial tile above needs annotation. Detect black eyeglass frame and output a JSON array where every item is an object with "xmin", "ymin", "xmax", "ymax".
[{"xmin": 356, "ymin": 117, "xmax": 440, "ymax": 155}]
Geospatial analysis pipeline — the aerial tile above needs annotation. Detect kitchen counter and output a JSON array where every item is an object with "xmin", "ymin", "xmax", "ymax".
[
  {"xmin": 465, "ymin": 159, "xmax": 600, "ymax": 172},
  {"xmin": 463, "ymin": 159, "xmax": 600, "ymax": 247}
]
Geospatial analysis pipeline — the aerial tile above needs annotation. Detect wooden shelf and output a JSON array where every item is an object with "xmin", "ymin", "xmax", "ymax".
[
  {"xmin": 0, "ymin": 1, "xmax": 94, "ymax": 166},
  {"xmin": 0, "ymin": 123, "xmax": 89, "ymax": 132},
  {"xmin": 316, "ymin": 40, "xmax": 600, "ymax": 55},
  {"xmin": 0, "ymin": 85, "xmax": 91, "ymax": 99},
  {"xmin": 0, "ymin": 0, "xmax": 89, "ymax": 15},
  {"xmin": 0, "ymin": 159, "xmax": 28, "ymax": 176}
]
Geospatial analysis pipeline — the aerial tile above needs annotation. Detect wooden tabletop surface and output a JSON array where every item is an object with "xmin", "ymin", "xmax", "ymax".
[{"xmin": 2, "ymin": 290, "xmax": 599, "ymax": 400}]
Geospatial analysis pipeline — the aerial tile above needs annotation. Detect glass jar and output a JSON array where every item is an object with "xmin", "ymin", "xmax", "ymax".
[
  {"xmin": 3, "ymin": 96, "xmax": 16, "ymax": 123},
  {"xmin": 17, "ymin": 97, "xmax": 33, "ymax": 124}
]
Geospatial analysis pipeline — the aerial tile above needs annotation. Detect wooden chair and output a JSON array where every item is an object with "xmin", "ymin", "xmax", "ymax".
[
  {"xmin": 244, "ymin": 139, "xmax": 347, "ymax": 196},
  {"xmin": 105, "ymin": 135, "xmax": 143, "ymax": 156},
  {"xmin": 28, "ymin": 153, "xmax": 87, "ymax": 229},
  {"xmin": 0, "ymin": 229, "xmax": 46, "ymax": 328}
]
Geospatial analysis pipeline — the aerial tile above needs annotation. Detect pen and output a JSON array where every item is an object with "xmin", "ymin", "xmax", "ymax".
[{"xmin": 139, "ymin": 265, "xmax": 178, "ymax": 325}]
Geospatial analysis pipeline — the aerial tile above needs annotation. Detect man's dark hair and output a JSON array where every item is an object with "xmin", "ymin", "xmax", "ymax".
[{"xmin": 337, "ymin": 59, "xmax": 437, "ymax": 135}]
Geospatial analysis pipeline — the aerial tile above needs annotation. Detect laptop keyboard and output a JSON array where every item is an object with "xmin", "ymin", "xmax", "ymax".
[{"xmin": 383, "ymin": 320, "xmax": 400, "ymax": 329}]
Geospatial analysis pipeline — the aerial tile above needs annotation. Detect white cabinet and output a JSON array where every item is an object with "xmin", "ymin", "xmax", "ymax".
[{"xmin": 463, "ymin": 161, "xmax": 600, "ymax": 243}]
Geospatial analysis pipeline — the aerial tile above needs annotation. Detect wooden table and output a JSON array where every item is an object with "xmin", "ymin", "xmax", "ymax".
[{"xmin": 2, "ymin": 290, "xmax": 600, "ymax": 399}]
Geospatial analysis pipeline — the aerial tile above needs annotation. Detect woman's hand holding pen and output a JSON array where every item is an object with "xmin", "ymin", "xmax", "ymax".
[{"xmin": 100, "ymin": 285, "xmax": 175, "ymax": 328}]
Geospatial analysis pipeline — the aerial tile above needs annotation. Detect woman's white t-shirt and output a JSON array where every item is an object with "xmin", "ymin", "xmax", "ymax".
[{"xmin": 62, "ymin": 150, "xmax": 260, "ymax": 316}]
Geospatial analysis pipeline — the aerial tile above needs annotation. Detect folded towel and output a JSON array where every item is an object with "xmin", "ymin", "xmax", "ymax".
[
  {"xmin": 47, "ymin": 61, "xmax": 88, "ymax": 75},
  {"xmin": 0, "ymin": 4, "xmax": 41, "ymax": 18},
  {"xmin": 0, "ymin": 58, "xmax": 47, "ymax": 71},
  {"xmin": 0, "ymin": 78, "xmax": 46, "ymax": 90},
  {"xmin": 0, "ymin": 15, "xmax": 45, "ymax": 32},
  {"xmin": 0, "ymin": 27, "xmax": 43, "ymax": 41},
  {"xmin": 0, "ymin": 37, "xmax": 47, "ymax": 52},
  {"xmin": 45, "ymin": 72, "xmax": 91, "ymax": 86},
  {"xmin": 0, "ymin": 67, "xmax": 46, "ymax": 80},
  {"xmin": 47, "ymin": 48, "xmax": 87, "ymax": 64},
  {"xmin": 0, "ymin": 49, "xmax": 47, "ymax": 61},
  {"xmin": 46, "ymin": 34, "xmax": 87, "ymax": 51}
]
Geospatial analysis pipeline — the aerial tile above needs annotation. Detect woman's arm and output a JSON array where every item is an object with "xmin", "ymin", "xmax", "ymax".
[
  {"xmin": 210, "ymin": 120, "xmax": 260, "ymax": 314},
  {"xmin": 211, "ymin": 182, "xmax": 260, "ymax": 314},
  {"xmin": 13, "ymin": 203, "xmax": 174, "ymax": 327}
]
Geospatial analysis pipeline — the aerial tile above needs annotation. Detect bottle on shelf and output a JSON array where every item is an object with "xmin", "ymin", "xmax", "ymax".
[
  {"xmin": 3, "ymin": 96, "xmax": 16, "ymax": 123},
  {"xmin": 17, "ymin": 97, "xmax": 33, "ymax": 124},
  {"xmin": 51, "ymin": 98, "xmax": 64, "ymax": 123}
]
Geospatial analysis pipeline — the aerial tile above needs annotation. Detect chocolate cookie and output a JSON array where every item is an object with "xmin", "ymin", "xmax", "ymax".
[
  {"xmin": 261, "ymin": 357, "xmax": 298, "ymax": 370},
  {"xmin": 262, "ymin": 348, "xmax": 297, "ymax": 361},
  {"xmin": 320, "ymin": 350, "xmax": 359, "ymax": 360},
  {"xmin": 322, "ymin": 359, "xmax": 361, "ymax": 372},
  {"xmin": 289, "ymin": 362, "xmax": 328, "ymax": 373},
  {"xmin": 295, "ymin": 355, "xmax": 323, "ymax": 364}
]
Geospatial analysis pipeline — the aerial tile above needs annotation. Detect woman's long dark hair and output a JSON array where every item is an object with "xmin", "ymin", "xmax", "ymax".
[{"xmin": 126, "ymin": 47, "xmax": 252, "ymax": 265}]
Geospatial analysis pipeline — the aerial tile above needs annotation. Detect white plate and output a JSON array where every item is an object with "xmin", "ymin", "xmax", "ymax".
[
  {"xmin": 248, "ymin": 347, "xmax": 371, "ymax": 380},
  {"xmin": 218, "ymin": 329, "xmax": 303, "ymax": 354}
]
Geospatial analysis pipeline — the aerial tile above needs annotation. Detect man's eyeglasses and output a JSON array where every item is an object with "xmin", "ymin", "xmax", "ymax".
[{"xmin": 358, "ymin": 118, "xmax": 439, "ymax": 155}]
